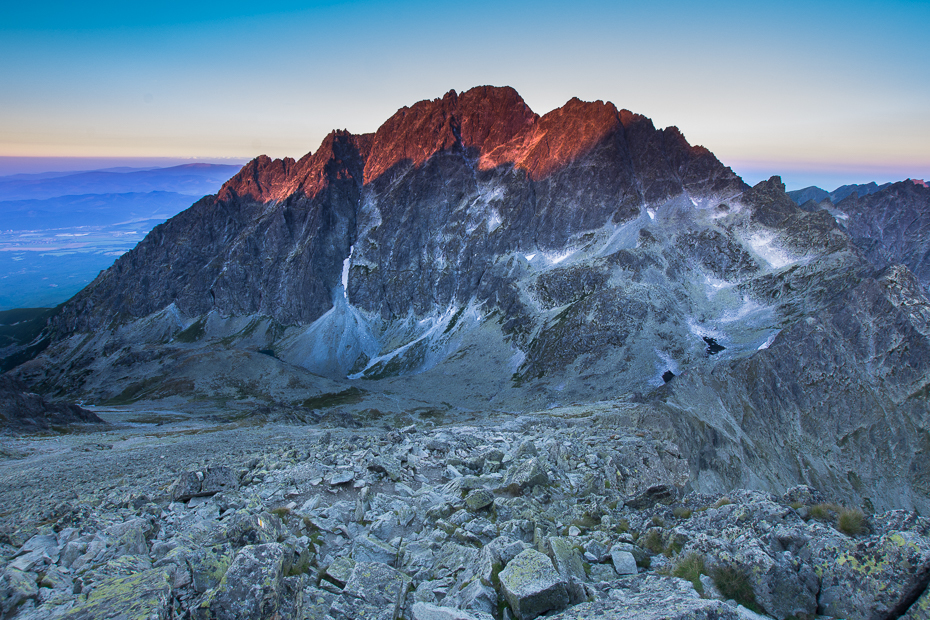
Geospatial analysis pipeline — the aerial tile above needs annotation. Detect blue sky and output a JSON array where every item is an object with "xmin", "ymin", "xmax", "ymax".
[{"xmin": 2, "ymin": 0, "xmax": 928, "ymax": 189}]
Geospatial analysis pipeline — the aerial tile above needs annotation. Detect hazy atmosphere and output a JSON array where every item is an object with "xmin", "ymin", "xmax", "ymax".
[{"xmin": 2, "ymin": 0, "xmax": 928, "ymax": 189}]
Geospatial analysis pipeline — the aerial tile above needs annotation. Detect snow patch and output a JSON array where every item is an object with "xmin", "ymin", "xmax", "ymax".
[
  {"xmin": 544, "ymin": 249, "xmax": 575, "ymax": 265},
  {"xmin": 339, "ymin": 245, "xmax": 354, "ymax": 301},
  {"xmin": 487, "ymin": 210, "xmax": 503, "ymax": 233},
  {"xmin": 719, "ymin": 297, "xmax": 765, "ymax": 323},
  {"xmin": 508, "ymin": 348, "xmax": 526, "ymax": 373},
  {"xmin": 745, "ymin": 230, "xmax": 800, "ymax": 269},
  {"xmin": 687, "ymin": 318, "xmax": 725, "ymax": 340},
  {"xmin": 757, "ymin": 331, "xmax": 779, "ymax": 350},
  {"xmin": 703, "ymin": 274, "xmax": 735, "ymax": 298}
]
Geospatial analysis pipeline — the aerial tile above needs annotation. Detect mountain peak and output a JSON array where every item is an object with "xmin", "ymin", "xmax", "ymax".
[{"xmin": 362, "ymin": 85, "xmax": 537, "ymax": 184}]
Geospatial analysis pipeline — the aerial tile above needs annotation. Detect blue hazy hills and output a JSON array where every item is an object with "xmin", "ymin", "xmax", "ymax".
[{"xmin": 0, "ymin": 164, "xmax": 242, "ymax": 310}]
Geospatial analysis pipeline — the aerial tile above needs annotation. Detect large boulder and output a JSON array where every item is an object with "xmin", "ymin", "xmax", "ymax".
[
  {"xmin": 810, "ymin": 524, "xmax": 930, "ymax": 620},
  {"xmin": 505, "ymin": 458, "xmax": 549, "ymax": 493},
  {"xmin": 0, "ymin": 375, "xmax": 105, "ymax": 433},
  {"xmin": 197, "ymin": 543, "xmax": 287, "ymax": 620},
  {"xmin": 499, "ymin": 549, "xmax": 569, "ymax": 620}
]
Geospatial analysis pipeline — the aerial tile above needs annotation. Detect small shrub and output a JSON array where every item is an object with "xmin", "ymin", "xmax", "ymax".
[
  {"xmin": 673, "ymin": 506, "xmax": 692, "ymax": 519},
  {"xmin": 664, "ymin": 539, "xmax": 683, "ymax": 558},
  {"xmin": 809, "ymin": 503, "xmax": 841, "ymax": 521},
  {"xmin": 641, "ymin": 529, "xmax": 665, "ymax": 554},
  {"xmin": 271, "ymin": 506, "xmax": 292, "ymax": 519},
  {"xmin": 714, "ymin": 497, "xmax": 733, "ymax": 509},
  {"xmin": 712, "ymin": 564, "xmax": 761, "ymax": 613},
  {"xmin": 672, "ymin": 553, "xmax": 706, "ymax": 594},
  {"xmin": 616, "ymin": 518, "xmax": 630, "ymax": 533},
  {"xmin": 651, "ymin": 515, "xmax": 665, "ymax": 527},
  {"xmin": 837, "ymin": 508, "xmax": 867, "ymax": 536},
  {"xmin": 789, "ymin": 501, "xmax": 804, "ymax": 511}
]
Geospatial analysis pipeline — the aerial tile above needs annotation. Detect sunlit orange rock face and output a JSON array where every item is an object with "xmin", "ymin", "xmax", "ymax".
[
  {"xmin": 216, "ymin": 85, "xmax": 729, "ymax": 205},
  {"xmin": 362, "ymin": 86, "xmax": 538, "ymax": 184},
  {"xmin": 479, "ymin": 97, "xmax": 621, "ymax": 180},
  {"xmin": 216, "ymin": 131, "xmax": 369, "ymax": 204}
]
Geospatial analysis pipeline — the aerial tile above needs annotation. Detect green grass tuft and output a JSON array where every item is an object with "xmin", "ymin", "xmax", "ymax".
[
  {"xmin": 837, "ymin": 508, "xmax": 867, "ymax": 536},
  {"xmin": 672, "ymin": 553, "xmax": 706, "ymax": 594},
  {"xmin": 712, "ymin": 564, "xmax": 762, "ymax": 613}
]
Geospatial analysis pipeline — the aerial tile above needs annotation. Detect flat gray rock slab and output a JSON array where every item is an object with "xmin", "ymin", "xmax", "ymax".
[
  {"xmin": 412, "ymin": 601, "xmax": 492, "ymax": 620},
  {"xmin": 499, "ymin": 548, "xmax": 569, "ymax": 620},
  {"xmin": 549, "ymin": 575, "xmax": 741, "ymax": 620},
  {"xmin": 61, "ymin": 567, "xmax": 172, "ymax": 620}
]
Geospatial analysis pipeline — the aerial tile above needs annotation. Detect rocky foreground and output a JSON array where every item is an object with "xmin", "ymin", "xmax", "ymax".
[{"xmin": 1, "ymin": 405, "xmax": 929, "ymax": 620}]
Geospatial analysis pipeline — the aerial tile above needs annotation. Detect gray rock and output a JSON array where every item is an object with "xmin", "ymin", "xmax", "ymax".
[
  {"xmin": 625, "ymin": 485, "xmax": 677, "ymax": 510},
  {"xmin": 325, "ymin": 556, "xmax": 357, "ymax": 588},
  {"xmin": 781, "ymin": 485, "xmax": 825, "ymax": 507},
  {"xmin": 60, "ymin": 541, "xmax": 88, "ymax": 568},
  {"xmin": 902, "ymin": 581, "xmax": 930, "ymax": 620},
  {"xmin": 505, "ymin": 458, "xmax": 549, "ymax": 493},
  {"xmin": 412, "ymin": 601, "xmax": 492, "ymax": 620},
  {"xmin": 813, "ymin": 529, "xmax": 930, "ymax": 620},
  {"xmin": 368, "ymin": 456, "xmax": 404, "ymax": 482},
  {"xmin": 465, "ymin": 489, "xmax": 494, "ymax": 512},
  {"xmin": 0, "ymin": 568, "xmax": 39, "ymax": 618},
  {"xmin": 200, "ymin": 466, "xmax": 239, "ymax": 496},
  {"xmin": 546, "ymin": 537, "xmax": 587, "ymax": 604},
  {"xmin": 548, "ymin": 575, "xmax": 741, "ymax": 620},
  {"xmin": 218, "ymin": 511, "xmax": 287, "ymax": 546},
  {"xmin": 583, "ymin": 539, "xmax": 610, "ymax": 563},
  {"xmin": 329, "ymin": 470, "xmax": 355, "ymax": 486},
  {"xmin": 329, "ymin": 561, "xmax": 411, "ymax": 620},
  {"xmin": 353, "ymin": 534, "xmax": 397, "ymax": 564},
  {"xmin": 172, "ymin": 471, "xmax": 203, "ymax": 502},
  {"xmin": 499, "ymin": 549, "xmax": 569, "ymax": 620},
  {"xmin": 587, "ymin": 563, "xmax": 619, "ymax": 582},
  {"xmin": 186, "ymin": 544, "xmax": 234, "ymax": 594},
  {"xmin": 610, "ymin": 548, "xmax": 637, "ymax": 575},
  {"xmin": 197, "ymin": 543, "xmax": 286, "ymax": 620}
]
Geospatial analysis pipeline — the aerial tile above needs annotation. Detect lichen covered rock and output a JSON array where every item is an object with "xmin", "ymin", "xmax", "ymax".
[{"xmin": 499, "ymin": 549, "xmax": 569, "ymax": 620}]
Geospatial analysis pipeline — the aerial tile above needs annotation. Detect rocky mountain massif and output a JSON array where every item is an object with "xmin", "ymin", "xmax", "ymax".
[
  {"xmin": 7, "ymin": 86, "xmax": 930, "ymax": 512},
  {"xmin": 2, "ymin": 86, "xmax": 930, "ymax": 619}
]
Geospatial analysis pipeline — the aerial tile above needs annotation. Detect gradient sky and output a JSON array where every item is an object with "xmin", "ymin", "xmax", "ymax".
[{"xmin": 2, "ymin": 0, "xmax": 928, "ymax": 189}]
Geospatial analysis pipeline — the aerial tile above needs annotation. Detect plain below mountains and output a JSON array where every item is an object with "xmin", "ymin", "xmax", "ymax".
[{"xmin": 0, "ymin": 163, "xmax": 244, "ymax": 310}]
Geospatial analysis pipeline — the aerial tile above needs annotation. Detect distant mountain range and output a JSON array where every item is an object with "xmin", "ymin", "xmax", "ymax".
[
  {"xmin": 787, "ymin": 178, "xmax": 928, "ymax": 205},
  {"xmin": 7, "ymin": 86, "xmax": 930, "ymax": 513},
  {"xmin": 0, "ymin": 163, "xmax": 243, "ymax": 201}
]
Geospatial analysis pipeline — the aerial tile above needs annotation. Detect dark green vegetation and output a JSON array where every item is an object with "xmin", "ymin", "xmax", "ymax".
[{"xmin": 0, "ymin": 306, "xmax": 59, "ymax": 372}]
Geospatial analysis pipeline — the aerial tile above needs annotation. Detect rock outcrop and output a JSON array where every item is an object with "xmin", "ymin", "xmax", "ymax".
[{"xmin": 0, "ymin": 375, "xmax": 104, "ymax": 433}]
